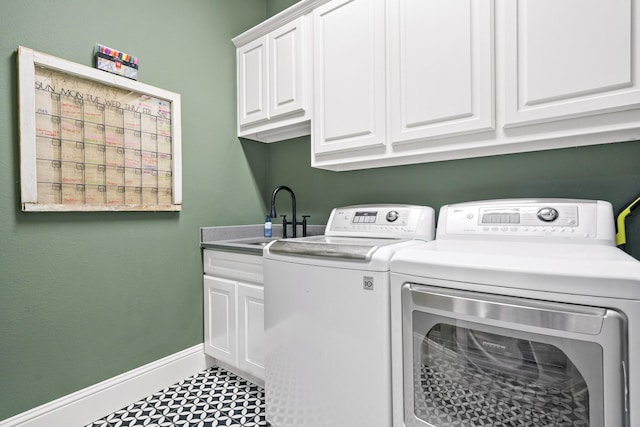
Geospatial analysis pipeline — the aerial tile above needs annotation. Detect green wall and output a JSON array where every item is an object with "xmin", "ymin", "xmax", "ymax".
[
  {"xmin": 267, "ymin": 0, "xmax": 301, "ymax": 16},
  {"xmin": 0, "ymin": 0, "xmax": 270, "ymax": 420},
  {"xmin": 1, "ymin": 0, "xmax": 639, "ymax": 421}
]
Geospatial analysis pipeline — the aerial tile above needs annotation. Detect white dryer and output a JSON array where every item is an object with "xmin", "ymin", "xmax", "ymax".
[
  {"xmin": 390, "ymin": 199, "xmax": 640, "ymax": 427},
  {"xmin": 264, "ymin": 204, "xmax": 436, "ymax": 427}
]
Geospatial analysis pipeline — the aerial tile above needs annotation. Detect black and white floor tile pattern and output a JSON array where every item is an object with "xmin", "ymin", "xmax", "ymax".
[{"xmin": 85, "ymin": 367, "xmax": 268, "ymax": 427}]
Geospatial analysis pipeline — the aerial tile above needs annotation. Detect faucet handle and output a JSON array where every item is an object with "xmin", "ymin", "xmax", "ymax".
[
  {"xmin": 302, "ymin": 215, "xmax": 310, "ymax": 237},
  {"xmin": 280, "ymin": 215, "xmax": 288, "ymax": 238}
]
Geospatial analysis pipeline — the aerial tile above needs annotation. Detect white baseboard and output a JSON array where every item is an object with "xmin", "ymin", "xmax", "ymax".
[{"xmin": 0, "ymin": 344, "xmax": 211, "ymax": 427}]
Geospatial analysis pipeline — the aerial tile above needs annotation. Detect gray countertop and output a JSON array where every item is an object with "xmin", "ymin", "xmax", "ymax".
[{"xmin": 200, "ymin": 224, "xmax": 325, "ymax": 255}]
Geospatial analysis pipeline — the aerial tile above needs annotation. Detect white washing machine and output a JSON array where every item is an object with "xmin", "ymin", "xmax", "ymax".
[
  {"xmin": 263, "ymin": 204, "xmax": 436, "ymax": 427},
  {"xmin": 390, "ymin": 199, "xmax": 640, "ymax": 427}
]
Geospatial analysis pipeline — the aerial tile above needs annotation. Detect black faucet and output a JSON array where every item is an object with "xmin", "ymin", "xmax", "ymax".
[{"xmin": 269, "ymin": 185, "xmax": 308, "ymax": 238}]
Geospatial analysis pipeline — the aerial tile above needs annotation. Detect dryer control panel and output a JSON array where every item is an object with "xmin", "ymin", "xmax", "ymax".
[
  {"xmin": 438, "ymin": 199, "xmax": 615, "ymax": 245},
  {"xmin": 326, "ymin": 204, "xmax": 435, "ymax": 240}
]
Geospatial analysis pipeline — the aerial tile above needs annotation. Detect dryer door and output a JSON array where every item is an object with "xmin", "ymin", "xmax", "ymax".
[{"xmin": 401, "ymin": 283, "xmax": 628, "ymax": 427}]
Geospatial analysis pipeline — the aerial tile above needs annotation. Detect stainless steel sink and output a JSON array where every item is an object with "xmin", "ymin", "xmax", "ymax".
[
  {"xmin": 226, "ymin": 237, "xmax": 281, "ymax": 248},
  {"xmin": 244, "ymin": 240, "xmax": 271, "ymax": 247},
  {"xmin": 203, "ymin": 237, "xmax": 289, "ymax": 254}
]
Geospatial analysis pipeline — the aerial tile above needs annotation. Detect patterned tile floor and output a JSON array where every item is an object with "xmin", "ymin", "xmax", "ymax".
[{"xmin": 85, "ymin": 367, "xmax": 268, "ymax": 427}]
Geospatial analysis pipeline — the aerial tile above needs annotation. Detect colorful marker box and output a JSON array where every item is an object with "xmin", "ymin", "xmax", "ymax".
[{"xmin": 95, "ymin": 44, "xmax": 138, "ymax": 80}]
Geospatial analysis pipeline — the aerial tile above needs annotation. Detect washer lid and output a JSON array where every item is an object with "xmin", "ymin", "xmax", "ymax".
[{"xmin": 268, "ymin": 236, "xmax": 404, "ymax": 261}]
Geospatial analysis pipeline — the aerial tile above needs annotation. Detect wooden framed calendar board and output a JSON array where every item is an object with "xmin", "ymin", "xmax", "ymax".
[{"xmin": 18, "ymin": 46, "xmax": 182, "ymax": 212}]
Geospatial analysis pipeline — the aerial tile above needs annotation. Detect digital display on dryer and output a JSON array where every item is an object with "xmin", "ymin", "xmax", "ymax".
[
  {"xmin": 353, "ymin": 211, "xmax": 378, "ymax": 223},
  {"xmin": 481, "ymin": 213, "xmax": 520, "ymax": 224}
]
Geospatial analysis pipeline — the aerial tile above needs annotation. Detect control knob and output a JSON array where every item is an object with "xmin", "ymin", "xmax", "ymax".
[
  {"xmin": 537, "ymin": 207, "xmax": 559, "ymax": 222},
  {"xmin": 386, "ymin": 210, "xmax": 399, "ymax": 222}
]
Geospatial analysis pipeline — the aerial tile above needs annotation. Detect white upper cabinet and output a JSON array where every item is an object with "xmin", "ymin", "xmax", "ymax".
[
  {"xmin": 389, "ymin": 0, "xmax": 494, "ymax": 144},
  {"xmin": 269, "ymin": 18, "xmax": 306, "ymax": 120},
  {"xmin": 237, "ymin": 36, "xmax": 269, "ymax": 127},
  {"xmin": 234, "ymin": 16, "xmax": 310, "ymax": 142},
  {"xmin": 235, "ymin": 0, "xmax": 639, "ymax": 170},
  {"xmin": 311, "ymin": 0, "xmax": 497, "ymax": 169},
  {"xmin": 312, "ymin": 0, "xmax": 386, "ymax": 154},
  {"xmin": 503, "ymin": 0, "xmax": 639, "ymax": 127}
]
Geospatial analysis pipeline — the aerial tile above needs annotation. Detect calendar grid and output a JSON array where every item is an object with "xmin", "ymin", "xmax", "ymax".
[{"xmin": 19, "ymin": 46, "xmax": 181, "ymax": 212}]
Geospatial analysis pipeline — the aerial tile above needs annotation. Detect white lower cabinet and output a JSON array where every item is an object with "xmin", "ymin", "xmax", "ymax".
[
  {"xmin": 204, "ymin": 275, "xmax": 237, "ymax": 365},
  {"xmin": 203, "ymin": 250, "xmax": 265, "ymax": 383},
  {"xmin": 236, "ymin": 283, "xmax": 265, "ymax": 379}
]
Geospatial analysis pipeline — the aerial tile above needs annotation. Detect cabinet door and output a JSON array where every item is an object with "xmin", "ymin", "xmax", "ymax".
[
  {"xmin": 269, "ymin": 16, "xmax": 306, "ymax": 120},
  {"xmin": 389, "ymin": 0, "xmax": 494, "ymax": 144},
  {"xmin": 503, "ymin": 0, "xmax": 639, "ymax": 127},
  {"xmin": 238, "ymin": 35, "xmax": 269, "ymax": 127},
  {"xmin": 237, "ymin": 283, "xmax": 265, "ymax": 380},
  {"xmin": 313, "ymin": 0, "xmax": 386, "ymax": 154},
  {"xmin": 203, "ymin": 275, "xmax": 237, "ymax": 365}
]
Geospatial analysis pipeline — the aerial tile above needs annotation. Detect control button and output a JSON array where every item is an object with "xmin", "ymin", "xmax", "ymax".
[
  {"xmin": 537, "ymin": 207, "xmax": 559, "ymax": 222},
  {"xmin": 466, "ymin": 214, "xmax": 474, "ymax": 220},
  {"xmin": 386, "ymin": 211, "xmax": 399, "ymax": 222},
  {"xmin": 510, "ymin": 227, "xmax": 518, "ymax": 232},
  {"xmin": 500, "ymin": 226, "xmax": 508, "ymax": 232},
  {"xmin": 483, "ymin": 226, "xmax": 490, "ymax": 231}
]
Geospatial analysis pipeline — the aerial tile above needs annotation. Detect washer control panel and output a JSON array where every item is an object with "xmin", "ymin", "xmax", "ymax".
[
  {"xmin": 438, "ymin": 199, "xmax": 615, "ymax": 244},
  {"xmin": 326, "ymin": 204, "xmax": 435, "ymax": 240}
]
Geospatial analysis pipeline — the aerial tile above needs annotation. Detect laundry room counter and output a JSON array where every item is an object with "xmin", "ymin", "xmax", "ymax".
[{"xmin": 200, "ymin": 224, "xmax": 325, "ymax": 255}]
